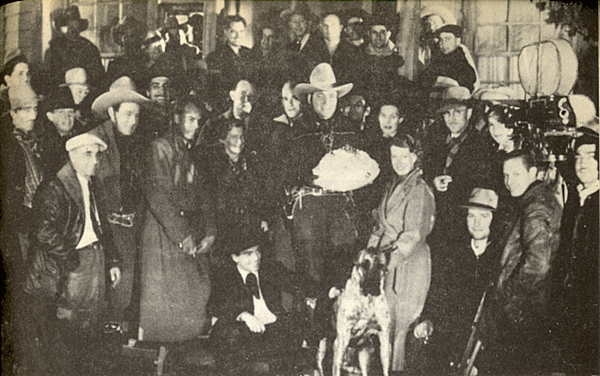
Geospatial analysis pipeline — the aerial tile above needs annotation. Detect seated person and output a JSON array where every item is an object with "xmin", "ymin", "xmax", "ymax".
[{"xmin": 207, "ymin": 230, "xmax": 318, "ymax": 375}]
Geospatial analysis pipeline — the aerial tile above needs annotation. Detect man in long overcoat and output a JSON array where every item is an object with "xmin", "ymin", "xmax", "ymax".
[{"xmin": 139, "ymin": 96, "xmax": 216, "ymax": 342}]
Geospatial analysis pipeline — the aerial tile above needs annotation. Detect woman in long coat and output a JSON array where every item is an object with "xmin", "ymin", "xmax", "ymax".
[
  {"xmin": 139, "ymin": 99, "xmax": 216, "ymax": 342},
  {"xmin": 367, "ymin": 134, "xmax": 436, "ymax": 372}
]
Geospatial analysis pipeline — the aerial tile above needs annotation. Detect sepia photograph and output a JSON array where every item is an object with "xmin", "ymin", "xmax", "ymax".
[{"xmin": 0, "ymin": 0, "xmax": 598, "ymax": 375}]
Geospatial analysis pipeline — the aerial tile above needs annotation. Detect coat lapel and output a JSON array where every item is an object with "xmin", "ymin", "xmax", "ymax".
[{"xmin": 57, "ymin": 162, "xmax": 84, "ymax": 214}]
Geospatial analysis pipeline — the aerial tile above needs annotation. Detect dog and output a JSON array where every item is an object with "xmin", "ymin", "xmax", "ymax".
[{"xmin": 316, "ymin": 247, "xmax": 392, "ymax": 376}]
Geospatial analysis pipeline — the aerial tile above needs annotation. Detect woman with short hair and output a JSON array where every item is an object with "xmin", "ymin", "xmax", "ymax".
[{"xmin": 367, "ymin": 133, "xmax": 436, "ymax": 372}]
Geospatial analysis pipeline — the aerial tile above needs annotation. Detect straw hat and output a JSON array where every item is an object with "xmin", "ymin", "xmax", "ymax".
[
  {"xmin": 293, "ymin": 63, "xmax": 353, "ymax": 98},
  {"xmin": 91, "ymin": 76, "xmax": 149, "ymax": 118}
]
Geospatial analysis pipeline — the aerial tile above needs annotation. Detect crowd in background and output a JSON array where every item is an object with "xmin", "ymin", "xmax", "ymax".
[{"xmin": 1, "ymin": 3, "xmax": 598, "ymax": 376}]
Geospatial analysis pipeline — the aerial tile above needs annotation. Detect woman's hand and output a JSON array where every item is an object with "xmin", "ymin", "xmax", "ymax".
[
  {"xmin": 413, "ymin": 319, "xmax": 434, "ymax": 342},
  {"xmin": 180, "ymin": 234, "xmax": 197, "ymax": 255},
  {"xmin": 110, "ymin": 267, "xmax": 122, "ymax": 288},
  {"xmin": 433, "ymin": 175, "xmax": 453, "ymax": 192},
  {"xmin": 195, "ymin": 235, "xmax": 215, "ymax": 255}
]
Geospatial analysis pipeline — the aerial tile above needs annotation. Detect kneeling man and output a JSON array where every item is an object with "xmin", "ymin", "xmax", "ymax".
[{"xmin": 208, "ymin": 229, "xmax": 317, "ymax": 375}]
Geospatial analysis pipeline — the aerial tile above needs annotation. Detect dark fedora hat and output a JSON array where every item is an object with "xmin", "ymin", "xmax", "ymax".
[
  {"xmin": 54, "ymin": 6, "xmax": 89, "ymax": 32},
  {"xmin": 46, "ymin": 86, "xmax": 76, "ymax": 112},
  {"xmin": 435, "ymin": 24, "xmax": 463, "ymax": 39},
  {"xmin": 223, "ymin": 227, "xmax": 268, "ymax": 256}
]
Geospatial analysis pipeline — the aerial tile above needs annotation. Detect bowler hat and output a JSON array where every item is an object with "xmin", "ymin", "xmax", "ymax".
[
  {"xmin": 91, "ymin": 76, "xmax": 149, "ymax": 118},
  {"xmin": 461, "ymin": 188, "xmax": 498, "ymax": 211},
  {"xmin": 46, "ymin": 86, "xmax": 76, "ymax": 112},
  {"xmin": 54, "ymin": 6, "xmax": 89, "ymax": 32},
  {"xmin": 294, "ymin": 63, "xmax": 353, "ymax": 98}
]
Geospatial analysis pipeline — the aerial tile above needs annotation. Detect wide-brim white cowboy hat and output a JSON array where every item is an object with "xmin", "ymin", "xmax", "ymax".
[
  {"xmin": 294, "ymin": 63, "xmax": 353, "ymax": 98},
  {"xmin": 91, "ymin": 76, "xmax": 149, "ymax": 119},
  {"xmin": 420, "ymin": 4, "xmax": 457, "ymax": 25}
]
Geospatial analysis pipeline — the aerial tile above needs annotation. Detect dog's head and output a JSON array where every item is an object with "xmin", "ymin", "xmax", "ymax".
[{"xmin": 351, "ymin": 247, "xmax": 390, "ymax": 297}]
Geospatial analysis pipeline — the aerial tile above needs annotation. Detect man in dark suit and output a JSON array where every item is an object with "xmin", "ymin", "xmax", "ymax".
[
  {"xmin": 422, "ymin": 86, "xmax": 494, "ymax": 269},
  {"xmin": 205, "ymin": 15, "xmax": 254, "ymax": 111},
  {"xmin": 207, "ymin": 230, "xmax": 318, "ymax": 375}
]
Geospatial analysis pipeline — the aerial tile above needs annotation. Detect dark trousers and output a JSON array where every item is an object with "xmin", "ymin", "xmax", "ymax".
[
  {"xmin": 210, "ymin": 315, "xmax": 305, "ymax": 375},
  {"xmin": 106, "ymin": 218, "xmax": 141, "ymax": 326},
  {"xmin": 292, "ymin": 194, "xmax": 357, "ymax": 284}
]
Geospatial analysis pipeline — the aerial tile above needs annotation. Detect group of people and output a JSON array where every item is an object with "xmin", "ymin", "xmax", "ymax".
[{"xmin": 2, "ymin": 3, "xmax": 598, "ymax": 376}]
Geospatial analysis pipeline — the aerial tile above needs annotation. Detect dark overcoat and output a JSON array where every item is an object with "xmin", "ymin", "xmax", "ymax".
[{"xmin": 139, "ymin": 133, "xmax": 216, "ymax": 342}]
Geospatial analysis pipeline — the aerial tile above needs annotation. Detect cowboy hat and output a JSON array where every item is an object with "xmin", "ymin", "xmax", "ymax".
[
  {"xmin": 54, "ymin": 6, "xmax": 89, "ymax": 32},
  {"xmin": 91, "ymin": 76, "xmax": 149, "ymax": 118},
  {"xmin": 461, "ymin": 187, "xmax": 498, "ymax": 211},
  {"xmin": 420, "ymin": 5, "xmax": 457, "ymax": 26},
  {"xmin": 294, "ymin": 63, "xmax": 353, "ymax": 98}
]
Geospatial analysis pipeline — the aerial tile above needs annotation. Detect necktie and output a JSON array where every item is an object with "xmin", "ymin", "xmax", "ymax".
[{"xmin": 245, "ymin": 273, "xmax": 260, "ymax": 299}]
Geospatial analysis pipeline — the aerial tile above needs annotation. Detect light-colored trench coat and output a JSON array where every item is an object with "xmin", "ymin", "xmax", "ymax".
[{"xmin": 368, "ymin": 168, "xmax": 436, "ymax": 371}]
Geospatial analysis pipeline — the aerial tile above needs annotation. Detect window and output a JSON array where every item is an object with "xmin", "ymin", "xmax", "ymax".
[{"xmin": 472, "ymin": 0, "xmax": 564, "ymax": 99}]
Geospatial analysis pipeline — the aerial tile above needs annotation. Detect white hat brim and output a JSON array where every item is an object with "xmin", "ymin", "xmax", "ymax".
[
  {"xmin": 294, "ymin": 82, "xmax": 353, "ymax": 99},
  {"xmin": 91, "ymin": 89, "xmax": 149, "ymax": 118}
]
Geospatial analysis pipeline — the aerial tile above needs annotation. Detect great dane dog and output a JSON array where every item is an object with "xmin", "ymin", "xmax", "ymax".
[{"xmin": 316, "ymin": 247, "xmax": 392, "ymax": 376}]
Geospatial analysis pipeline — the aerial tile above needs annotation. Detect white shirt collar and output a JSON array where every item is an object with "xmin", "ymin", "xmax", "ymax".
[
  {"xmin": 577, "ymin": 180, "xmax": 599, "ymax": 206},
  {"xmin": 229, "ymin": 43, "xmax": 241, "ymax": 55},
  {"xmin": 471, "ymin": 238, "xmax": 489, "ymax": 258},
  {"xmin": 237, "ymin": 265, "xmax": 258, "ymax": 283}
]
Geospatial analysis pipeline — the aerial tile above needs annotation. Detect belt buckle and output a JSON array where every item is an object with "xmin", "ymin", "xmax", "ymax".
[{"xmin": 108, "ymin": 212, "xmax": 135, "ymax": 228}]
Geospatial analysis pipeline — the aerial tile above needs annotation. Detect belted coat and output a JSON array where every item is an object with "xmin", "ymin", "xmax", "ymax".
[{"xmin": 367, "ymin": 168, "xmax": 436, "ymax": 370}]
